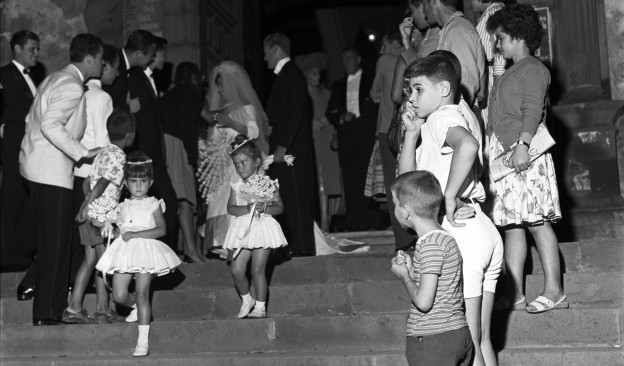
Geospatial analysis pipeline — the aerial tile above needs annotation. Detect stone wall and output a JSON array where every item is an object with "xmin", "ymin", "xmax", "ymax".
[{"xmin": 605, "ymin": 0, "xmax": 624, "ymax": 101}]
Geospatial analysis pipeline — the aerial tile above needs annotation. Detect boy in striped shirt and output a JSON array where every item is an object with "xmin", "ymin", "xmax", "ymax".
[{"xmin": 391, "ymin": 170, "xmax": 473, "ymax": 366}]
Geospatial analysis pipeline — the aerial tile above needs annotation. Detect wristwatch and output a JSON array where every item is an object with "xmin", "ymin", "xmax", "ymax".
[{"xmin": 516, "ymin": 139, "xmax": 530, "ymax": 148}]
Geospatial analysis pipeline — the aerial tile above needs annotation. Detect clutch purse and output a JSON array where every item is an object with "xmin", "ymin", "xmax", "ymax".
[{"xmin": 490, "ymin": 123, "xmax": 555, "ymax": 181}]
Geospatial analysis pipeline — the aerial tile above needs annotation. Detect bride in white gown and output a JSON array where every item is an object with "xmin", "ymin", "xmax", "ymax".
[{"xmin": 197, "ymin": 61, "xmax": 270, "ymax": 257}]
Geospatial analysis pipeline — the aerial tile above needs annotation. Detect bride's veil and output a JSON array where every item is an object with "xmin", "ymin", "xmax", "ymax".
[{"xmin": 207, "ymin": 61, "xmax": 270, "ymax": 155}]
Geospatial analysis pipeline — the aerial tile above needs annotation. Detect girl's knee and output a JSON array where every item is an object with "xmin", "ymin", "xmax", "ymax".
[
  {"xmin": 230, "ymin": 266, "xmax": 246, "ymax": 280},
  {"xmin": 112, "ymin": 289, "xmax": 128, "ymax": 304},
  {"xmin": 250, "ymin": 265, "xmax": 266, "ymax": 280}
]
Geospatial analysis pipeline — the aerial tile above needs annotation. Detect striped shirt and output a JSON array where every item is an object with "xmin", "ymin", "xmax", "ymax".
[{"xmin": 406, "ymin": 230, "xmax": 467, "ymax": 337}]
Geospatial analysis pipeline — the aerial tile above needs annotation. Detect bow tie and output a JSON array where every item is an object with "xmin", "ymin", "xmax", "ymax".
[{"xmin": 23, "ymin": 69, "xmax": 30, "ymax": 75}]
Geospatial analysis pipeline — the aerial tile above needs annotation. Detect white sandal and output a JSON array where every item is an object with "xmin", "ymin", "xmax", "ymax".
[{"xmin": 526, "ymin": 295, "xmax": 568, "ymax": 314}]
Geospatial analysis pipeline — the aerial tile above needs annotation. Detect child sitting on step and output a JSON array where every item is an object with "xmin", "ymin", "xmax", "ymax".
[
  {"xmin": 96, "ymin": 151, "xmax": 182, "ymax": 357},
  {"xmin": 391, "ymin": 170, "xmax": 473, "ymax": 366},
  {"xmin": 223, "ymin": 134, "xmax": 287, "ymax": 319}
]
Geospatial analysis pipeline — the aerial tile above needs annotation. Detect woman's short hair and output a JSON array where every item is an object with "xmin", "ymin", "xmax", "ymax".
[{"xmin": 486, "ymin": 3, "xmax": 542, "ymax": 52}]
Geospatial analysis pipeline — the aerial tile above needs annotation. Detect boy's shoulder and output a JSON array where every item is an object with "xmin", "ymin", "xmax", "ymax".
[
  {"xmin": 426, "ymin": 104, "xmax": 468, "ymax": 131},
  {"xmin": 417, "ymin": 229, "xmax": 459, "ymax": 253},
  {"xmin": 95, "ymin": 145, "xmax": 126, "ymax": 164}
]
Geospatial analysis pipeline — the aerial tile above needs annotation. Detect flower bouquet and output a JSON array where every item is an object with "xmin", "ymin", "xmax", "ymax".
[
  {"xmin": 87, "ymin": 196, "xmax": 119, "ymax": 243},
  {"xmin": 234, "ymin": 173, "xmax": 279, "ymax": 259}
]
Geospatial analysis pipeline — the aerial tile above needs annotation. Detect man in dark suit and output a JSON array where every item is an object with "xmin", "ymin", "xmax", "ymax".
[
  {"xmin": 264, "ymin": 33, "xmax": 317, "ymax": 256},
  {"xmin": 327, "ymin": 48, "xmax": 382, "ymax": 231},
  {"xmin": 104, "ymin": 29, "xmax": 156, "ymax": 112},
  {"xmin": 0, "ymin": 30, "xmax": 40, "ymax": 274},
  {"xmin": 127, "ymin": 36, "xmax": 178, "ymax": 248}
]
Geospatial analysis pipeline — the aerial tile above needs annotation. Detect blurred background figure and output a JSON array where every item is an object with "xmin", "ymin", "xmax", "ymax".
[{"xmin": 295, "ymin": 52, "xmax": 342, "ymax": 232}]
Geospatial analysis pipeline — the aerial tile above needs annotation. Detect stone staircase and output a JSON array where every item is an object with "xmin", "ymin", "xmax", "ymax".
[{"xmin": 1, "ymin": 231, "xmax": 623, "ymax": 365}]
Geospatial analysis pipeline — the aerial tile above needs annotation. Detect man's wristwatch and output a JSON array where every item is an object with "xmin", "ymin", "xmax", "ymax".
[{"xmin": 516, "ymin": 139, "xmax": 530, "ymax": 148}]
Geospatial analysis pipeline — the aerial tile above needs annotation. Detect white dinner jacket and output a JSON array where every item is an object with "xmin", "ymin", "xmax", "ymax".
[{"xmin": 20, "ymin": 64, "xmax": 89, "ymax": 189}]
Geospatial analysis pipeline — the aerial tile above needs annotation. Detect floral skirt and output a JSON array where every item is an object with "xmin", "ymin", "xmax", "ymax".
[{"xmin": 489, "ymin": 133, "xmax": 562, "ymax": 227}]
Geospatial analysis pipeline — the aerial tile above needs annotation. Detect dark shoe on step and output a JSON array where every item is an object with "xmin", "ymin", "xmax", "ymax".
[
  {"xmin": 62, "ymin": 308, "xmax": 95, "ymax": 324},
  {"xmin": 33, "ymin": 317, "xmax": 64, "ymax": 326},
  {"xmin": 17, "ymin": 284, "xmax": 35, "ymax": 301}
]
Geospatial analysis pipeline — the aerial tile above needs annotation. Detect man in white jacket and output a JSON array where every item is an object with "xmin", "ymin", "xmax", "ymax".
[{"xmin": 20, "ymin": 33, "xmax": 104, "ymax": 326}]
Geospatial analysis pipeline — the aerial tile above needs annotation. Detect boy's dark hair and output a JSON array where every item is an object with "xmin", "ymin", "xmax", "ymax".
[
  {"xmin": 385, "ymin": 30, "xmax": 403, "ymax": 46},
  {"xmin": 107, "ymin": 108, "xmax": 136, "ymax": 141},
  {"xmin": 69, "ymin": 33, "xmax": 104, "ymax": 63},
  {"xmin": 10, "ymin": 30, "xmax": 39, "ymax": 52},
  {"xmin": 125, "ymin": 151, "xmax": 153, "ymax": 179},
  {"xmin": 391, "ymin": 171, "xmax": 443, "ymax": 220},
  {"xmin": 230, "ymin": 134, "xmax": 262, "ymax": 161},
  {"xmin": 342, "ymin": 47, "xmax": 361, "ymax": 58},
  {"xmin": 174, "ymin": 61, "xmax": 201, "ymax": 86},
  {"xmin": 486, "ymin": 3, "xmax": 542, "ymax": 52},
  {"xmin": 404, "ymin": 55, "xmax": 459, "ymax": 98},
  {"xmin": 124, "ymin": 29, "xmax": 155, "ymax": 53},
  {"xmin": 102, "ymin": 44, "xmax": 119, "ymax": 66},
  {"xmin": 264, "ymin": 33, "xmax": 291, "ymax": 56},
  {"xmin": 428, "ymin": 50, "xmax": 462, "ymax": 103},
  {"xmin": 152, "ymin": 36, "xmax": 168, "ymax": 51}
]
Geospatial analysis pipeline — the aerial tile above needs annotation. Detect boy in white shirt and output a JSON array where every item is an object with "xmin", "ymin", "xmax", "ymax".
[{"xmin": 398, "ymin": 53, "xmax": 503, "ymax": 366}]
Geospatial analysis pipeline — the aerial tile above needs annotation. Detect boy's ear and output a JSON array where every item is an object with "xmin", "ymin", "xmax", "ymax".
[{"xmin": 439, "ymin": 80, "xmax": 452, "ymax": 98}]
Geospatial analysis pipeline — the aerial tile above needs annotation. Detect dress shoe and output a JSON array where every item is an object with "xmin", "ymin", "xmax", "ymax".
[
  {"xmin": 17, "ymin": 284, "xmax": 35, "ymax": 301},
  {"xmin": 62, "ymin": 308, "xmax": 95, "ymax": 324},
  {"xmin": 132, "ymin": 343, "xmax": 149, "ymax": 357},
  {"xmin": 33, "ymin": 317, "xmax": 64, "ymax": 326}
]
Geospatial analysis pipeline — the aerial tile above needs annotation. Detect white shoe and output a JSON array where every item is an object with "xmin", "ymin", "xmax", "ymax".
[
  {"xmin": 132, "ymin": 343, "xmax": 149, "ymax": 357},
  {"xmin": 247, "ymin": 305, "xmax": 266, "ymax": 318},
  {"xmin": 237, "ymin": 297, "xmax": 256, "ymax": 319},
  {"xmin": 125, "ymin": 307, "xmax": 138, "ymax": 323}
]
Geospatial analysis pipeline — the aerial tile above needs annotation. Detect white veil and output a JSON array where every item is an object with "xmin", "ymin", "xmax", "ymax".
[{"xmin": 206, "ymin": 61, "xmax": 270, "ymax": 155}]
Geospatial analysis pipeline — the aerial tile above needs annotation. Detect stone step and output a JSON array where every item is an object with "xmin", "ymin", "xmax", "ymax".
[
  {"xmin": 2, "ymin": 308, "xmax": 622, "ymax": 359},
  {"xmin": 497, "ymin": 346, "xmax": 624, "ymax": 366},
  {"xmin": 0, "ymin": 350, "xmax": 407, "ymax": 366},
  {"xmin": 2, "ymin": 238, "xmax": 620, "ymax": 298},
  {"xmin": 2, "ymin": 269, "xmax": 621, "ymax": 326},
  {"xmin": 528, "ymin": 239, "xmax": 623, "ymax": 274},
  {"xmin": 2, "ymin": 346, "xmax": 623, "ymax": 366}
]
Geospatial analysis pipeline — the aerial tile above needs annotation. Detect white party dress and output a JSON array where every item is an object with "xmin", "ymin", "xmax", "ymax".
[
  {"xmin": 222, "ymin": 181, "xmax": 288, "ymax": 251},
  {"xmin": 96, "ymin": 197, "xmax": 182, "ymax": 276}
]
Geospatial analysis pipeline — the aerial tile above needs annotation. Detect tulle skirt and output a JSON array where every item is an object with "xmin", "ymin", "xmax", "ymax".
[
  {"xmin": 222, "ymin": 214, "xmax": 287, "ymax": 250},
  {"xmin": 96, "ymin": 237, "xmax": 182, "ymax": 276}
]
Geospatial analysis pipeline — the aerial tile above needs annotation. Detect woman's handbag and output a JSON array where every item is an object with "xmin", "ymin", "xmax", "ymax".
[{"xmin": 387, "ymin": 107, "xmax": 403, "ymax": 156}]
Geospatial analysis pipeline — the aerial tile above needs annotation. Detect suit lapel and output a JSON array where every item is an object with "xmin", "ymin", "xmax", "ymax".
[{"xmin": 9, "ymin": 63, "xmax": 35, "ymax": 100}]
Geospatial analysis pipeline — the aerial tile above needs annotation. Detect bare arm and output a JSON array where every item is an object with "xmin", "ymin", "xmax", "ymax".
[
  {"xmin": 226, "ymin": 187, "xmax": 251, "ymax": 217},
  {"xmin": 391, "ymin": 254, "xmax": 438, "ymax": 313},
  {"xmin": 444, "ymin": 126, "xmax": 479, "ymax": 227},
  {"xmin": 397, "ymin": 103, "xmax": 424, "ymax": 174},
  {"xmin": 122, "ymin": 206, "xmax": 166, "ymax": 241},
  {"xmin": 76, "ymin": 177, "xmax": 111, "ymax": 223},
  {"xmin": 391, "ymin": 56, "xmax": 407, "ymax": 105}
]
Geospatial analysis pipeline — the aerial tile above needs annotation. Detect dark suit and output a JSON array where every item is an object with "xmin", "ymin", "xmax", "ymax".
[
  {"xmin": 0, "ymin": 62, "xmax": 37, "ymax": 267},
  {"xmin": 103, "ymin": 50, "xmax": 130, "ymax": 110},
  {"xmin": 127, "ymin": 67, "xmax": 178, "ymax": 248},
  {"xmin": 266, "ymin": 60, "xmax": 318, "ymax": 256},
  {"xmin": 327, "ymin": 69, "xmax": 382, "ymax": 230}
]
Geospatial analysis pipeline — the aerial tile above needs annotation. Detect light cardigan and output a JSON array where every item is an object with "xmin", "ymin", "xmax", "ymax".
[
  {"xmin": 20, "ymin": 64, "xmax": 88, "ymax": 189},
  {"xmin": 488, "ymin": 56, "xmax": 550, "ymax": 150}
]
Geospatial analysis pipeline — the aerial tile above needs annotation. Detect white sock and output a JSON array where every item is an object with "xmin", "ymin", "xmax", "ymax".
[
  {"xmin": 241, "ymin": 293, "xmax": 253, "ymax": 302},
  {"xmin": 137, "ymin": 325, "xmax": 150, "ymax": 345},
  {"xmin": 255, "ymin": 301, "xmax": 266, "ymax": 310}
]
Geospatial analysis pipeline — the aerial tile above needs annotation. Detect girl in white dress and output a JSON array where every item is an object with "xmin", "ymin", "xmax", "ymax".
[
  {"xmin": 96, "ymin": 151, "xmax": 182, "ymax": 357},
  {"xmin": 224, "ymin": 135, "xmax": 287, "ymax": 319}
]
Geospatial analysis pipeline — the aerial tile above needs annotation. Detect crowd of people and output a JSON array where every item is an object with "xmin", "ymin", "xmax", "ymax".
[{"xmin": 0, "ymin": 0, "xmax": 567, "ymax": 363}]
